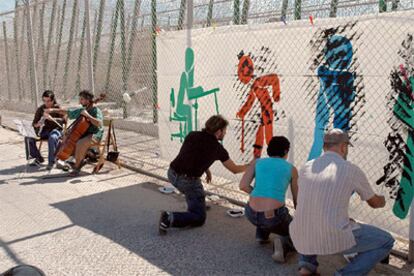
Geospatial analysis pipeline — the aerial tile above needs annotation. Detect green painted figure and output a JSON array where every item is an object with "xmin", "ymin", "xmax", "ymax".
[
  {"xmin": 392, "ymin": 72, "xmax": 414, "ymax": 218},
  {"xmin": 170, "ymin": 48, "xmax": 220, "ymax": 142}
]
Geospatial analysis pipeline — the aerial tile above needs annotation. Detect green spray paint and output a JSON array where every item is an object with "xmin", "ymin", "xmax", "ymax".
[
  {"xmin": 393, "ymin": 80, "xmax": 414, "ymax": 218},
  {"xmin": 169, "ymin": 48, "xmax": 220, "ymax": 142}
]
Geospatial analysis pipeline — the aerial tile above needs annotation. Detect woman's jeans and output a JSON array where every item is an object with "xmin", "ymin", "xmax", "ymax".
[
  {"xmin": 245, "ymin": 204, "xmax": 293, "ymax": 247},
  {"xmin": 25, "ymin": 129, "xmax": 62, "ymax": 166},
  {"xmin": 167, "ymin": 168, "xmax": 206, "ymax": 227}
]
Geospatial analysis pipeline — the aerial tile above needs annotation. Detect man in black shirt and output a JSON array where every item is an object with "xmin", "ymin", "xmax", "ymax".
[
  {"xmin": 159, "ymin": 115, "xmax": 248, "ymax": 234},
  {"xmin": 25, "ymin": 90, "xmax": 66, "ymax": 170}
]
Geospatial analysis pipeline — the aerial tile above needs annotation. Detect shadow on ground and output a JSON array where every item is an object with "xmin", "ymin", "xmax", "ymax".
[
  {"xmin": 0, "ymin": 164, "xmax": 40, "ymax": 176},
  {"xmin": 51, "ymin": 182, "xmax": 301, "ymax": 275},
  {"xmin": 50, "ymin": 181, "xmax": 407, "ymax": 275}
]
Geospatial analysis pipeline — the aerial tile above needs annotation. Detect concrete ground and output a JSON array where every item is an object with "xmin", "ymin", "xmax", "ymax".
[{"xmin": 0, "ymin": 127, "xmax": 411, "ymax": 275}]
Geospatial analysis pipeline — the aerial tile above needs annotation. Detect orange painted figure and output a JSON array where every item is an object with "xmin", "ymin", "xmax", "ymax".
[{"xmin": 236, "ymin": 54, "xmax": 281, "ymax": 158}]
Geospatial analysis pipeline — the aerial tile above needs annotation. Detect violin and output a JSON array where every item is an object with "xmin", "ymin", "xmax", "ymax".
[
  {"xmin": 56, "ymin": 94, "xmax": 105, "ymax": 161},
  {"xmin": 37, "ymin": 117, "xmax": 46, "ymax": 136}
]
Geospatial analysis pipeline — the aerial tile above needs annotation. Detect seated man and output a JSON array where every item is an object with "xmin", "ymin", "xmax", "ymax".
[
  {"xmin": 25, "ymin": 90, "xmax": 66, "ymax": 170},
  {"xmin": 290, "ymin": 129, "xmax": 394, "ymax": 275},
  {"xmin": 46, "ymin": 90, "xmax": 103, "ymax": 176}
]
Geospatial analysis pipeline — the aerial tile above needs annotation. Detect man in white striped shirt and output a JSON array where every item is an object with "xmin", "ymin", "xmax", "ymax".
[{"xmin": 290, "ymin": 129, "xmax": 394, "ymax": 275}]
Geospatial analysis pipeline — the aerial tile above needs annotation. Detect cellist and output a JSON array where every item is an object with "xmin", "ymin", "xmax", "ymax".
[{"xmin": 46, "ymin": 90, "xmax": 104, "ymax": 176}]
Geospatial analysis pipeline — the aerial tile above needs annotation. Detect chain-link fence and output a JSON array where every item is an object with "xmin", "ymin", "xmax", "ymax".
[{"xmin": 1, "ymin": 0, "xmax": 414, "ymax": 258}]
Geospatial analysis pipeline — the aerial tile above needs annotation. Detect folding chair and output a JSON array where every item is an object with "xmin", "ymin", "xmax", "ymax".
[{"xmin": 92, "ymin": 118, "xmax": 121, "ymax": 173}]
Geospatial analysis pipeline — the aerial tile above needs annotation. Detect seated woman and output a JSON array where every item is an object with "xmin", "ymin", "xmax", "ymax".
[{"xmin": 239, "ymin": 136, "xmax": 298, "ymax": 263}]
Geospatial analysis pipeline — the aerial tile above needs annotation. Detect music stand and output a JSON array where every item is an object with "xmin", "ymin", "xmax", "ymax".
[{"xmin": 14, "ymin": 119, "xmax": 39, "ymax": 169}]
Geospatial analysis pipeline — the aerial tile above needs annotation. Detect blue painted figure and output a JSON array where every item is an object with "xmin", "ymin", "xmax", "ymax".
[{"xmin": 308, "ymin": 35, "xmax": 356, "ymax": 160}]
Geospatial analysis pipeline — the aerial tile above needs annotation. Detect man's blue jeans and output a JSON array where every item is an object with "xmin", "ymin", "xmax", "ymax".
[
  {"xmin": 299, "ymin": 224, "xmax": 394, "ymax": 276},
  {"xmin": 25, "ymin": 129, "xmax": 62, "ymax": 166},
  {"xmin": 167, "ymin": 168, "xmax": 206, "ymax": 227}
]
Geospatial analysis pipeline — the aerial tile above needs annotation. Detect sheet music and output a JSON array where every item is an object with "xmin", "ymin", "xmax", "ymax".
[{"xmin": 13, "ymin": 119, "xmax": 38, "ymax": 138}]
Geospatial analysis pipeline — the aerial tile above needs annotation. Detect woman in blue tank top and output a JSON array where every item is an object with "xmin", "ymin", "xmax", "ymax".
[{"xmin": 239, "ymin": 136, "xmax": 298, "ymax": 263}]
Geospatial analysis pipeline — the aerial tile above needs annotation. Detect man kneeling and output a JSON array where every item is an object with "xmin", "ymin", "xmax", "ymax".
[{"xmin": 159, "ymin": 115, "xmax": 249, "ymax": 235}]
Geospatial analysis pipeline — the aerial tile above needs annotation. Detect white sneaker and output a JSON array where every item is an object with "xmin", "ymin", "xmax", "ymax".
[
  {"xmin": 56, "ymin": 160, "xmax": 70, "ymax": 171},
  {"xmin": 343, "ymin": 253, "xmax": 358, "ymax": 263},
  {"xmin": 272, "ymin": 237, "xmax": 286, "ymax": 263}
]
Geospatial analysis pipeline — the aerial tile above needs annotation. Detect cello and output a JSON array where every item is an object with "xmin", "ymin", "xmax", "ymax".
[{"xmin": 56, "ymin": 94, "xmax": 106, "ymax": 161}]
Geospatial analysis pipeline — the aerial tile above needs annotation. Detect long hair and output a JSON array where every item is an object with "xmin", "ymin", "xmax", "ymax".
[{"xmin": 42, "ymin": 90, "xmax": 57, "ymax": 104}]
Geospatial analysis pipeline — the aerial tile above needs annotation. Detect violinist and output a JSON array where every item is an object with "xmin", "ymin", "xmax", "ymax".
[
  {"xmin": 46, "ymin": 90, "xmax": 103, "ymax": 176},
  {"xmin": 25, "ymin": 90, "xmax": 66, "ymax": 170}
]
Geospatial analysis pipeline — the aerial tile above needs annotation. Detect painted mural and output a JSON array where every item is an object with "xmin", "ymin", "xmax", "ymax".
[
  {"xmin": 157, "ymin": 13, "xmax": 414, "ymax": 231},
  {"xmin": 169, "ymin": 47, "xmax": 220, "ymax": 142},
  {"xmin": 377, "ymin": 34, "xmax": 414, "ymax": 219},
  {"xmin": 304, "ymin": 22, "xmax": 366, "ymax": 160},
  {"xmin": 234, "ymin": 47, "xmax": 285, "ymax": 160}
]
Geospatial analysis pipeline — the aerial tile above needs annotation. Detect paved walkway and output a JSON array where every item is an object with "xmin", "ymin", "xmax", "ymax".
[
  {"xmin": 1, "ymin": 109, "xmax": 411, "ymax": 254},
  {"xmin": 0, "ymin": 110, "xmax": 249, "ymax": 204},
  {"xmin": 0, "ymin": 123, "xmax": 410, "ymax": 274}
]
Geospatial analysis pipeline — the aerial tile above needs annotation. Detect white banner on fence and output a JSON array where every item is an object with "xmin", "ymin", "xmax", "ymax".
[{"xmin": 158, "ymin": 11, "xmax": 414, "ymax": 237}]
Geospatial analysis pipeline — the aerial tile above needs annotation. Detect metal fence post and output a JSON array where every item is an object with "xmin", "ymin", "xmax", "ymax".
[
  {"xmin": 53, "ymin": 0, "xmax": 67, "ymax": 90},
  {"xmin": 125, "ymin": 0, "xmax": 141, "ymax": 81},
  {"xmin": 25, "ymin": 0, "xmax": 40, "ymax": 109},
  {"xmin": 233, "ymin": 0, "xmax": 240, "ymax": 24},
  {"xmin": 93, "ymin": 0, "xmax": 106, "ymax": 79},
  {"xmin": 241, "ymin": 0, "xmax": 250, "ymax": 24},
  {"xmin": 123, "ymin": 0, "xmax": 142, "ymax": 118},
  {"xmin": 13, "ymin": 7, "xmax": 22, "ymax": 101},
  {"xmin": 92, "ymin": 9, "xmax": 97, "ymax": 49},
  {"xmin": 379, "ymin": 0, "xmax": 387, "ymax": 12},
  {"xmin": 2, "ymin": 22, "xmax": 11, "ymax": 101},
  {"xmin": 178, "ymin": 0, "xmax": 186, "ymax": 30},
  {"xmin": 151, "ymin": 0, "xmax": 157, "ymax": 123},
  {"xmin": 62, "ymin": 0, "xmax": 78, "ymax": 100},
  {"xmin": 31, "ymin": 0, "xmax": 38, "ymax": 48},
  {"xmin": 37, "ymin": 2, "xmax": 46, "ymax": 91},
  {"xmin": 119, "ymin": 0, "xmax": 127, "ymax": 118},
  {"xmin": 281, "ymin": 0, "xmax": 288, "ymax": 21},
  {"xmin": 119, "ymin": 0, "xmax": 128, "ymax": 95},
  {"xmin": 206, "ymin": 0, "xmax": 213, "ymax": 27},
  {"xmin": 20, "ymin": 6, "xmax": 28, "ymax": 101},
  {"xmin": 44, "ymin": 0, "xmax": 56, "ymax": 89},
  {"xmin": 104, "ymin": 5, "xmax": 119, "ymax": 93},
  {"xmin": 187, "ymin": 0, "xmax": 193, "ymax": 48},
  {"xmin": 84, "ymin": 0, "xmax": 95, "ymax": 95},
  {"xmin": 294, "ymin": 0, "xmax": 302, "ymax": 20},
  {"xmin": 76, "ymin": 7, "xmax": 87, "ymax": 93},
  {"xmin": 391, "ymin": 0, "xmax": 399, "ymax": 10},
  {"xmin": 329, "ymin": 0, "xmax": 338, "ymax": 17}
]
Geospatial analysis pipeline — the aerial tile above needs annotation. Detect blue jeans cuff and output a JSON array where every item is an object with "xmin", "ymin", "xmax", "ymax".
[
  {"xmin": 169, "ymin": 212, "xmax": 174, "ymax": 226},
  {"xmin": 298, "ymin": 261, "xmax": 318, "ymax": 273}
]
